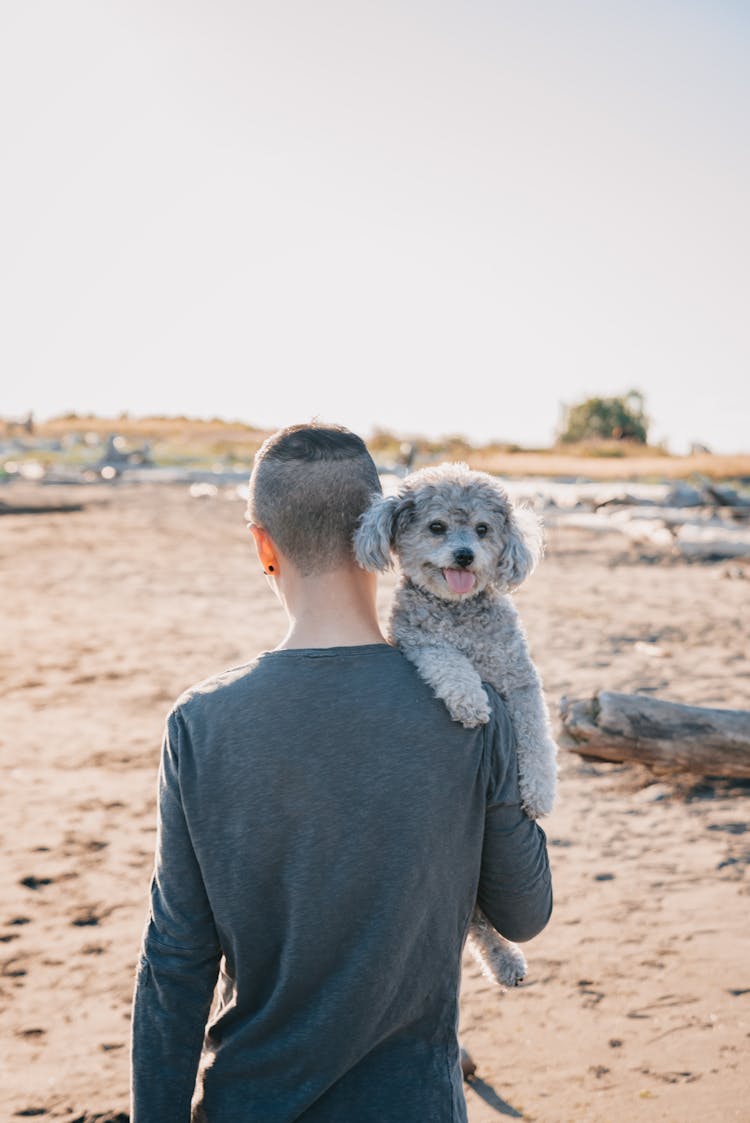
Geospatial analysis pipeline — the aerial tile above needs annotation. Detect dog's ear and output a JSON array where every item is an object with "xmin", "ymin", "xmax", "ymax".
[
  {"xmin": 496, "ymin": 504, "xmax": 544, "ymax": 590},
  {"xmin": 354, "ymin": 495, "xmax": 401, "ymax": 571},
  {"xmin": 354, "ymin": 493, "xmax": 414, "ymax": 571}
]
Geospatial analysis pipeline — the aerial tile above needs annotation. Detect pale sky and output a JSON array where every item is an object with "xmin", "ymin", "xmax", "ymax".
[{"xmin": 1, "ymin": 1, "xmax": 748, "ymax": 452}]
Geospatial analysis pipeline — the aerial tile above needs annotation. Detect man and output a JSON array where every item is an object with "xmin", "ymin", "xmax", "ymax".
[{"xmin": 130, "ymin": 422, "xmax": 552, "ymax": 1122}]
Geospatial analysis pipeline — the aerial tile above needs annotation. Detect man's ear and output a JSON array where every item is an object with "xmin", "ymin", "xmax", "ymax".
[
  {"xmin": 354, "ymin": 495, "xmax": 403, "ymax": 572},
  {"xmin": 249, "ymin": 524, "xmax": 280, "ymax": 575}
]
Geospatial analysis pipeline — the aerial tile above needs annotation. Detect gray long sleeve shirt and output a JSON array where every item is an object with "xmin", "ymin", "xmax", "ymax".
[{"xmin": 130, "ymin": 643, "xmax": 552, "ymax": 1122}]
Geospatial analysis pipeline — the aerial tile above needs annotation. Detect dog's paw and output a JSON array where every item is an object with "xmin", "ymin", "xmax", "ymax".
[
  {"xmin": 451, "ymin": 703, "xmax": 491, "ymax": 729},
  {"xmin": 445, "ymin": 689, "xmax": 492, "ymax": 729},
  {"xmin": 467, "ymin": 912, "xmax": 528, "ymax": 989},
  {"xmin": 485, "ymin": 941, "xmax": 528, "ymax": 987},
  {"xmin": 520, "ymin": 787, "xmax": 556, "ymax": 820}
]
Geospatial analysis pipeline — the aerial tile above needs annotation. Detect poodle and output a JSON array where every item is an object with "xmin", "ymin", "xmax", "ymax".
[{"xmin": 354, "ymin": 462, "xmax": 558, "ymax": 987}]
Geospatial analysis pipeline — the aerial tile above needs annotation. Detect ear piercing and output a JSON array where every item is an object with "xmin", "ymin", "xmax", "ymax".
[{"xmin": 265, "ymin": 565, "xmax": 275, "ymax": 574}]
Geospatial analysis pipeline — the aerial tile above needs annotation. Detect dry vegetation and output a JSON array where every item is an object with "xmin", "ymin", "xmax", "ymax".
[
  {"xmin": 469, "ymin": 447, "xmax": 750, "ymax": 482},
  {"xmin": 5, "ymin": 414, "xmax": 750, "ymax": 481}
]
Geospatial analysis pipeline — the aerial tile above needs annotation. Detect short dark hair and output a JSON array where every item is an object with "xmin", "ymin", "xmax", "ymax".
[{"xmin": 246, "ymin": 423, "xmax": 382, "ymax": 575}]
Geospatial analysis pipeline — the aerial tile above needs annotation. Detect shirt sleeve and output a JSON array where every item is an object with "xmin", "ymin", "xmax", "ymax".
[
  {"xmin": 476, "ymin": 690, "xmax": 553, "ymax": 943},
  {"xmin": 130, "ymin": 708, "xmax": 222, "ymax": 1123}
]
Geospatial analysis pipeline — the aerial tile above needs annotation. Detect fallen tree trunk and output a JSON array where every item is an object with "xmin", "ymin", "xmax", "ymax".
[
  {"xmin": 674, "ymin": 523, "xmax": 750, "ymax": 560},
  {"xmin": 559, "ymin": 691, "xmax": 750, "ymax": 777},
  {"xmin": 0, "ymin": 499, "xmax": 84, "ymax": 515}
]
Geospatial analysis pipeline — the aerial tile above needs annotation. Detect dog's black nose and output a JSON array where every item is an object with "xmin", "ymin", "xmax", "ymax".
[{"xmin": 453, "ymin": 547, "xmax": 474, "ymax": 568}]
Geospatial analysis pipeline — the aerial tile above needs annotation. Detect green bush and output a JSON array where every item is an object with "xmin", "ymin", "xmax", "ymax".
[{"xmin": 559, "ymin": 390, "xmax": 649, "ymax": 444}]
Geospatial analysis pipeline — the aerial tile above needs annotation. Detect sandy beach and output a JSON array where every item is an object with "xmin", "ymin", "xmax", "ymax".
[{"xmin": 2, "ymin": 479, "xmax": 749, "ymax": 1122}]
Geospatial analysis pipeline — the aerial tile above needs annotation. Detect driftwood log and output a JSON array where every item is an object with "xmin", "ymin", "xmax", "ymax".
[
  {"xmin": 560, "ymin": 691, "xmax": 750, "ymax": 777},
  {"xmin": 558, "ymin": 512, "xmax": 750, "ymax": 559},
  {"xmin": 0, "ymin": 499, "xmax": 84, "ymax": 516}
]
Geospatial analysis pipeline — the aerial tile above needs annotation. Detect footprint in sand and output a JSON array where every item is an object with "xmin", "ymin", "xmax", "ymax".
[
  {"xmin": 61, "ymin": 835, "xmax": 110, "ymax": 858},
  {"xmin": 19, "ymin": 876, "xmax": 54, "ymax": 890},
  {"xmin": 576, "ymin": 979, "xmax": 606, "ymax": 1007},
  {"xmin": 2, "ymin": 956, "xmax": 28, "ymax": 978},
  {"xmin": 71, "ymin": 903, "xmax": 116, "ymax": 928},
  {"xmin": 69, "ymin": 1114, "xmax": 130, "ymax": 1122}
]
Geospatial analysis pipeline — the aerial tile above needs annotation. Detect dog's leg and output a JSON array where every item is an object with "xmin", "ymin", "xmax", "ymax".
[
  {"xmin": 399, "ymin": 643, "xmax": 491, "ymax": 727},
  {"xmin": 502, "ymin": 680, "xmax": 558, "ymax": 819},
  {"xmin": 467, "ymin": 905, "xmax": 527, "ymax": 987}
]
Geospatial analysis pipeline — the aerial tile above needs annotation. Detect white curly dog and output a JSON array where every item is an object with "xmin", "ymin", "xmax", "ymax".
[{"xmin": 354, "ymin": 462, "xmax": 558, "ymax": 988}]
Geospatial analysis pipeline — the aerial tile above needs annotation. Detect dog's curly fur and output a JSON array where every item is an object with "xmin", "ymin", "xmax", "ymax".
[{"xmin": 354, "ymin": 462, "xmax": 558, "ymax": 987}]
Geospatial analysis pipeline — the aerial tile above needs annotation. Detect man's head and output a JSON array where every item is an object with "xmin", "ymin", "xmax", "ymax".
[{"xmin": 246, "ymin": 422, "xmax": 382, "ymax": 576}]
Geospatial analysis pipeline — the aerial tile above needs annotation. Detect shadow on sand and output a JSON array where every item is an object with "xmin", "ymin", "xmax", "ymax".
[{"xmin": 466, "ymin": 1075, "xmax": 525, "ymax": 1117}]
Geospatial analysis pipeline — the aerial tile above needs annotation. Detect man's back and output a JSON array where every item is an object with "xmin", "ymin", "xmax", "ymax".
[{"xmin": 131, "ymin": 643, "xmax": 551, "ymax": 1123}]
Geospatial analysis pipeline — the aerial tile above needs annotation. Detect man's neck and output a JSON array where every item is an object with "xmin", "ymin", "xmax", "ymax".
[{"xmin": 275, "ymin": 565, "xmax": 386, "ymax": 651}]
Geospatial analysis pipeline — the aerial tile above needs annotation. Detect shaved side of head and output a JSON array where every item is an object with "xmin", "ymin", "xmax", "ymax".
[{"xmin": 246, "ymin": 423, "xmax": 382, "ymax": 575}]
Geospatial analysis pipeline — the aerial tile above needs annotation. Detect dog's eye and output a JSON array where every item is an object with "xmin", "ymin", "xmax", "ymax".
[
  {"xmin": 475, "ymin": 523, "xmax": 489, "ymax": 538},
  {"xmin": 428, "ymin": 521, "xmax": 447, "ymax": 535}
]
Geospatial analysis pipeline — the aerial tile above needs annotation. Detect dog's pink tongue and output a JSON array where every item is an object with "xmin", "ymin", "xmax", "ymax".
[{"xmin": 443, "ymin": 568, "xmax": 476, "ymax": 594}]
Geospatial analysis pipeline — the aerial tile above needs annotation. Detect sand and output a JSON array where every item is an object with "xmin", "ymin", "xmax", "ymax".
[{"xmin": 2, "ymin": 481, "xmax": 749, "ymax": 1122}]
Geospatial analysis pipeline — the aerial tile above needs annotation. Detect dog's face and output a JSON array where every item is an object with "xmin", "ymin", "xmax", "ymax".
[{"xmin": 355, "ymin": 463, "xmax": 543, "ymax": 599}]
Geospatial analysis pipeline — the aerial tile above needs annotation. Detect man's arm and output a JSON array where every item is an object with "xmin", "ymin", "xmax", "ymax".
[
  {"xmin": 476, "ymin": 693, "xmax": 553, "ymax": 943},
  {"xmin": 131, "ymin": 709, "xmax": 221, "ymax": 1123}
]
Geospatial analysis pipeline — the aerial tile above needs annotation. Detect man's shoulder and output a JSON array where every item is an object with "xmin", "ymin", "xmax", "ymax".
[
  {"xmin": 169, "ymin": 644, "xmax": 412, "ymax": 716},
  {"xmin": 171, "ymin": 657, "xmax": 263, "ymax": 720}
]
